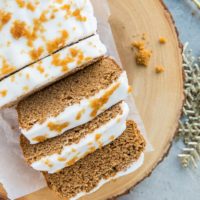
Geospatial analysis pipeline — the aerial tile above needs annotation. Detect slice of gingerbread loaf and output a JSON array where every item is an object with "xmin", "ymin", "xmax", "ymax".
[
  {"xmin": 0, "ymin": 34, "xmax": 106, "ymax": 109},
  {"xmin": 20, "ymin": 101, "xmax": 129, "ymax": 173},
  {"xmin": 44, "ymin": 120, "xmax": 146, "ymax": 200},
  {"xmin": 17, "ymin": 58, "xmax": 130, "ymax": 144},
  {"xmin": 0, "ymin": 0, "xmax": 97, "ymax": 79}
]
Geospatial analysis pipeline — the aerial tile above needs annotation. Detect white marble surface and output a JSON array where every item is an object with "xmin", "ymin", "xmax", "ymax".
[{"xmin": 120, "ymin": 1, "xmax": 200, "ymax": 200}]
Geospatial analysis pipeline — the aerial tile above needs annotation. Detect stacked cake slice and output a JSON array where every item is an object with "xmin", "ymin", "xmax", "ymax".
[
  {"xmin": 0, "ymin": 35, "xmax": 106, "ymax": 108},
  {"xmin": 0, "ymin": 1, "xmax": 146, "ymax": 199}
]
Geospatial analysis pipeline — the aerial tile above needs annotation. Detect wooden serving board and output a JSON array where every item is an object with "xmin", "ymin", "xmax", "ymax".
[{"xmin": 0, "ymin": 0, "xmax": 184, "ymax": 199}]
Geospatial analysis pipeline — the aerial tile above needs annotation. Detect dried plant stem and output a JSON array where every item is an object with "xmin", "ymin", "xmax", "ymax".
[{"xmin": 177, "ymin": 43, "xmax": 200, "ymax": 168}]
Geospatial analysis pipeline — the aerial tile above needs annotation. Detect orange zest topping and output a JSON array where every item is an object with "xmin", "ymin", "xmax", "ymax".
[
  {"xmin": 76, "ymin": 109, "xmax": 85, "ymax": 120},
  {"xmin": 155, "ymin": 66, "xmax": 165, "ymax": 73},
  {"xmin": 0, "ymin": 10, "xmax": 12, "ymax": 30},
  {"xmin": 90, "ymin": 83, "xmax": 120, "ymax": 117},
  {"xmin": 0, "ymin": 90, "xmax": 7, "ymax": 97},
  {"xmin": 46, "ymin": 30, "xmax": 69, "ymax": 53},
  {"xmin": 27, "ymin": 2, "xmax": 35, "ymax": 12},
  {"xmin": 69, "ymin": 48, "xmax": 86, "ymax": 65},
  {"xmin": 1, "ymin": 58, "xmax": 16, "ymax": 77},
  {"xmin": 10, "ymin": 20, "xmax": 27, "ymax": 39},
  {"xmin": 16, "ymin": 0, "xmax": 25, "ymax": 8},
  {"xmin": 37, "ymin": 65, "xmax": 44, "ymax": 74},
  {"xmin": 23, "ymin": 86, "xmax": 29, "ymax": 91},
  {"xmin": 61, "ymin": 4, "xmax": 71, "ymax": 16},
  {"xmin": 70, "ymin": 48, "xmax": 78, "ymax": 57},
  {"xmin": 128, "ymin": 85, "xmax": 133, "ymax": 94},
  {"xmin": 66, "ymin": 157, "xmax": 78, "ymax": 166},
  {"xmin": 39, "ymin": 11, "xmax": 48, "ymax": 22},
  {"xmin": 77, "ymin": 52, "xmax": 84, "ymax": 65},
  {"xmin": 44, "ymin": 159, "xmax": 53, "ymax": 168},
  {"xmin": 48, "ymin": 121, "xmax": 69, "ymax": 133},
  {"xmin": 57, "ymin": 157, "xmax": 66, "ymax": 162},
  {"xmin": 56, "ymin": 0, "xmax": 64, "ymax": 3},
  {"xmin": 72, "ymin": 9, "xmax": 87, "ymax": 22},
  {"xmin": 10, "ymin": 19, "xmax": 43, "ymax": 47},
  {"xmin": 109, "ymin": 135, "xmax": 115, "ymax": 141},
  {"xmin": 95, "ymin": 134, "xmax": 102, "ymax": 141},
  {"xmin": 51, "ymin": 53, "xmax": 73, "ymax": 72},
  {"xmin": 29, "ymin": 47, "xmax": 44, "ymax": 60},
  {"xmin": 32, "ymin": 135, "xmax": 47, "ymax": 143}
]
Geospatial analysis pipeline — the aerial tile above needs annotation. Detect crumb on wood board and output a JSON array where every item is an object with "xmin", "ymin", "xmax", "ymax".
[
  {"xmin": 155, "ymin": 66, "xmax": 165, "ymax": 73},
  {"xmin": 131, "ymin": 40, "xmax": 152, "ymax": 67}
]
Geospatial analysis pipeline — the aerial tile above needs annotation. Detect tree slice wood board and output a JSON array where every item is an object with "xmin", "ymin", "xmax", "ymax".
[{"xmin": 0, "ymin": 0, "xmax": 184, "ymax": 199}]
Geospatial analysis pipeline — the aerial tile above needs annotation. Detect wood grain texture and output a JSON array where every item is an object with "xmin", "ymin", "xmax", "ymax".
[{"xmin": 0, "ymin": 0, "xmax": 184, "ymax": 199}]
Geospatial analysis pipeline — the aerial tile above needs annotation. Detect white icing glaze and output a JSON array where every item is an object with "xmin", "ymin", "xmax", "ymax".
[
  {"xmin": 0, "ymin": 34, "xmax": 106, "ymax": 108},
  {"xmin": 20, "ymin": 70, "xmax": 129, "ymax": 144},
  {"xmin": 0, "ymin": 0, "xmax": 97, "ymax": 79},
  {"xmin": 70, "ymin": 153, "xmax": 144, "ymax": 200},
  {"xmin": 31, "ymin": 101, "xmax": 129, "ymax": 173}
]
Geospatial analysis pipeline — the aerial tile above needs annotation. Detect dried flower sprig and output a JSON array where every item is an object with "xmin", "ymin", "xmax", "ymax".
[{"xmin": 177, "ymin": 43, "xmax": 200, "ymax": 168}]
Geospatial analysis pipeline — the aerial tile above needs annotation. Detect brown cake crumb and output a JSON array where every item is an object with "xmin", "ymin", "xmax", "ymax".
[
  {"xmin": 44, "ymin": 120, "xmax": 146, "ymax": 199},
  {"xmin": 132, "ymin": 41, "xmax": 152, "ymax": 67},
  {"xmin": 159, "ymin": 37, "xmax": 167, "ymax": 44},
  {"xmin": 155, "ymin": 66, "xmax": 165, "ymax": 73}
]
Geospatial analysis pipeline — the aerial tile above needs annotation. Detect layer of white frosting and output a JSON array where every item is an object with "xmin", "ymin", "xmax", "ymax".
[
  {"xmin": 20, "ymin": 70, "xmax": 129, "ymax": 144},
  {"xmin": 71, "ymin": 153, "xmax": 144, "ymax": 200},
  {"xmin": 0, "ymin": 0, "xmax": 97, "ymax": 79},
  {"xmin": 31, "ymin": 101, "xmax": 129, "ymax": 173},
  {"xmin": 0, "ymin": 34, "xmax": 106, "ymax": 108}
]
